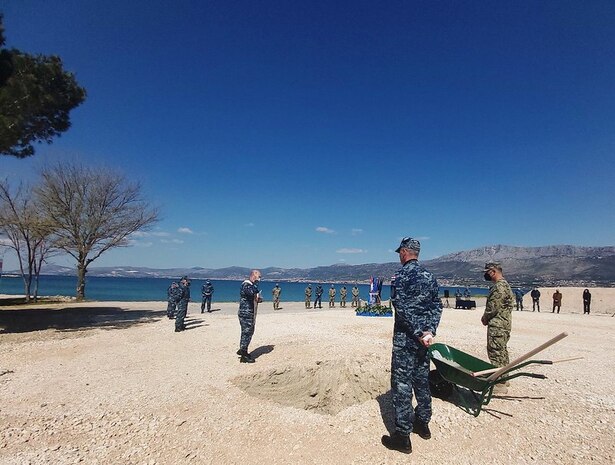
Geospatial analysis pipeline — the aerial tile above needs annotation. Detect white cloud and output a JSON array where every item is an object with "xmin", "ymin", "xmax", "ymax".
[
  {"xmin": 151, "ymin": 231, "xmax": 171, "ymax": 237},
  {"xmin": 161, "ymin": 238, "xmax": 184, "ymax": 244},
  {"xmin": 336, "ymin": 248, "xmax": 365, "ymax": 254},
  {"xmin": 351, "ymin": 228, "xmax": 363, "ymax": 235},
  {"xmin": 245, "ymin": 222, "xmax": 255, "ymax": 227},
  {"xmin": 0, "ymin": 238, "xmax": 14, "ymax": 246},
  {"xmin": 316, "ymin": 226, "xmax": 335, "ymax": 234},
  {"xmin": 177, "ymin": 227, "xmax": 194, "ymax": 234}
]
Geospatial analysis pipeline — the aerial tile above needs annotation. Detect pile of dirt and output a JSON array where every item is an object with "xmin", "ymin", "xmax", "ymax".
[{"xmin": 233, "ymin": 358, "xmax": 389, "ymax": 415}]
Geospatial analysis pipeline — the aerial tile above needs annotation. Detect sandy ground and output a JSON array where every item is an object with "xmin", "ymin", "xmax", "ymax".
[{"xmin": 1, "ymin": 287, "xmax": 614, "ymax": 465}]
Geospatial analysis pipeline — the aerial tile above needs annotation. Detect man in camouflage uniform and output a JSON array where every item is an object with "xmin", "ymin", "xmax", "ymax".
[
  {"xmin": 314, "ymin": 284, "xmax": 323, "ymax": 309},
  {"xmin": 175, "ymin": 276, "xmax": 191, "ymax": 332},
  {"xmin": 272, "ymin": 283, "xmax": 282, "ymax": 310},
  {"xmin": 328, "ymin": 285, "xmax": 336, "ymax": 307},
  {"xmin": 304, "ymin": 284, "xmax": 312, "ymax": 309},
  {"xmin": 340, "ymin": 286, "xmax": 347, "ymax": 307},
  {"xmin": 237, "ymin": 270, "xmax": 262, "ymax": 363},
  {"xmin": 351, "ymin": 285, "xmax": 360, "ymax": 307},
  {"xmin": 166, "ymin": 281, "xmax": 181, "ymax": 319},
  {"xmin": 481, "ymin": 262, "xmax": 514, "ymax": 392},
  {"xmin": 381, "ymin": 237, "xmax": 442, "ymax": 454},
  {"xmin": 201, "ymin": 280, "xmax": 214, "ymax": 313}
]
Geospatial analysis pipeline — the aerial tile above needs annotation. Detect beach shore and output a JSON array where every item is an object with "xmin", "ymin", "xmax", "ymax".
[{"xmin": 1, "ymin": 287, "xmax": 614, "ymax": 464}]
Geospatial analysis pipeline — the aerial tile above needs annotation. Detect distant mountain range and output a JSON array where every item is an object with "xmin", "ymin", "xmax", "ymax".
[{"xmin": 12, "ymin": 245, "xmax": 615, "ymax": 287}]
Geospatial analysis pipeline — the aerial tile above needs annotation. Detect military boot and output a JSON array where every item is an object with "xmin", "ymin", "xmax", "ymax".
[
  {"xmin": 238, "ymin": 349, "xmax": 255, "ymax": 363},
  {"xmin": 412, "ymin": 421, "xmax": 431, "ymax": 439},
  {"xmin": 381, "ymin": 432, "xmax": 411, "ymax": 453}
]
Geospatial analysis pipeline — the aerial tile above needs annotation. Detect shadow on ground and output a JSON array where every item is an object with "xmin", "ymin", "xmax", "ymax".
[
  {"xmin": 376, "ymin": 390, "xmax": 396, "ymax": 434},
  {"xmin": 0, "ymin": 306, "xmax": 165, "ymax": 334},
  {"xmin": 251, "ymin": 344, "xmax": 275, "ymax": 360}
]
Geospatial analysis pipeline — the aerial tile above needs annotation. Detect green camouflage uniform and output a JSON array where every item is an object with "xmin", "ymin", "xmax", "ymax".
[
  {"xmin": 305, "ymin": 286, "xmax": 312, "ymax": 308},
  {"xmin": 351, "ymin": 286, "xmax": 359, "ymax": 307},
  {"xmin": 328, "ymin": 286, "xmax": 336, "ymax": 307},
  {"xmin": 340, "ymin": 287, "xmax": 347, "ymax": 307},
  {"xmin": 272, "ymin": 285, "xmax": 281, "ymax": 309},
  {"xmin": 482, "ymin": 279, "xmax": 514, "ymax": 367}
]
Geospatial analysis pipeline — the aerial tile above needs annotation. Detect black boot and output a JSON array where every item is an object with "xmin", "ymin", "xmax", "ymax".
[
  {"xmin": 238, "ymin": 349, "xmax": 255, "ymax": 363},
  {"xmin": 413, "ymin": 421, "xmax": 431, "ymax": 439},
  {"xmin": 381, "ymin": 432, "xmax": 411, "ymax": 453}
]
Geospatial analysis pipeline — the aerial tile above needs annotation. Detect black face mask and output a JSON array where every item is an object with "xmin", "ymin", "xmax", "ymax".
[{"xmin": 484, "ymin": 272, "xmax": 492, "ymax": 281}]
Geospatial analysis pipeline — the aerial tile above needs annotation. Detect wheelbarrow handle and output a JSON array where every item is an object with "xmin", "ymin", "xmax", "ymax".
[{"xmin": 486, "ymin": 332, "xmax": 568, "ymax": 381}]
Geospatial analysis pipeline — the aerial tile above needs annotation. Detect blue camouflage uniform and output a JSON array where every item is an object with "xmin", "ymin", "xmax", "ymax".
[
  {"xmin": 201, "ymin": 281, "xmax": 214, "ymax": 313},
  {"xmin": 166, "ymin": 282, "xmax": 181, "ymax": 318},
  {"xmin": 314, "ymin": 285, "xmax": 323, "ymax": 308},
  {"xmin": 175, "ymin": 279, "xmax": 191, "ymax": 331},
  {"xmin": 391, "ymin": 259, "xmax": 442, "ymax": 435},
  {"xmin": 238, "ymin": 279, "xmax": 260, "ymax": 351}
]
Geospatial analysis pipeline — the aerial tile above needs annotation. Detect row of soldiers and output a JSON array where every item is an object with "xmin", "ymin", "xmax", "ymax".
[{"xmin": 303, "ymin": 284, "xmax": 360, "ymax": 308}]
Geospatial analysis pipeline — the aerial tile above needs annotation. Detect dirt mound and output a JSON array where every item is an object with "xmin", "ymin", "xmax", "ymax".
[{"xmin": 233, "ymin": 358, "xmax": 389, "ymax": 415}]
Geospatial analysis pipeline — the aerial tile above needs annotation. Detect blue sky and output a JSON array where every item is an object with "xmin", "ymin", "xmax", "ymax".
[{"xmin": 1, "ymin": 1, "xmax": 614, "ymax": 271}]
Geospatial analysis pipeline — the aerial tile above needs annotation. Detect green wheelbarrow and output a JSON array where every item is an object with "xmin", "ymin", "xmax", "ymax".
[{"xmin": 427, "ymin": 333, "xmax": 570, "ymax": 416}]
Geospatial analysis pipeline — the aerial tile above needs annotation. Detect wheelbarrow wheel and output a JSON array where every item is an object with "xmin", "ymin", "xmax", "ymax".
[{"xmin": 429, "ymin": 369, "xmax": 454, "ymax": 399}]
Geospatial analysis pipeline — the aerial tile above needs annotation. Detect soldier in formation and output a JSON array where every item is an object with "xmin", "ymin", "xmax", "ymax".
[
  {"xmin": 166, "ymin": 281, "xmax": 181, "ymax": 319},
  {"xmin": 272, "ymin": 283, "xmax": 282, "ymax": 310},
  {"xmin": 314, "ymin": 284, "xmax": 323, "ymax": 309},
  {"xmin": 175, "ymin": 276, "xmax": 191, "ymax": 332},
  {"xmin": 381, "ymin": 237, "xmax": 442, "ymax": 454},
  {"xmin": 351, "ymin": 285, "xmax": 360, "ymax": 307},
  {"xmin": 340, "ymin": 286, "xmax": 347, "ymax": 307},
  {"xmin": 304, "ymin": 284, "xmax": 312, "ymax": 309},
  {"xmin": 481, "ymin": 262, "xmax": 514, "ymax": 392},
  {"xmin": 328, "ymin": 285, "xmax": 336, "ymax": 307},
  {"xmin": 201, "ymin": 280, "xmax": 214, "ymax": 313}
]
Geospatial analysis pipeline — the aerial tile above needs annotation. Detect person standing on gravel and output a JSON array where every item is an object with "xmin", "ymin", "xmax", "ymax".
[
  {"xmin": 237, "ymin": 270, "xmax": 262, "ymax": 363},
  {"xmin": 381, "ymin": 237, "xmax": 442, "ymax": 454},
  {"xmin": 175, "ymin": 277, "xmax": 191, "ymax": 332},
  {"xmin": 481, "ymin": 262, "xmax": 514, "ymax": 392}
]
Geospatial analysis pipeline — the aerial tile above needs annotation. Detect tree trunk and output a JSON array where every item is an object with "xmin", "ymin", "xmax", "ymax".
[
  {"xmin": 76, "ymin": 262, "xmax": 87, "ymax": 301},
  {"xmin": 21, "ymin": 274, "xmax": 32, "ymax": 303}
]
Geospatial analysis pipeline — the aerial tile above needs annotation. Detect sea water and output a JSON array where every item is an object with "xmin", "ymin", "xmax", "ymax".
[{"xmin": 0, "ymin": 275, "xmax": 489, "ymax": 303}]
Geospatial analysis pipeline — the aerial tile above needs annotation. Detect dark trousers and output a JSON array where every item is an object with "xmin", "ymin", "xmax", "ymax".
[
  {"xmin": 532, "ymin": 298, "xmax": 540, "ymax": 312},
  {"xmin": 201, "ymin": 295, "xmax": 212, "ymax": 312},
  {"xmin": 166, "ymin": 300, "xmax": 177, "ymax": 318},
  {"xmin": 314, "ymin": 296, "xmax": 322, "ymax": 308},
  {"xmin": 238, "ymin": 310, "xmax": 255, "ymax": 351},
  {"xmin": 391, "ymin": 333, "xmax": 431, "ymax": 435},
  {"xmin": 583, "ymin": 302, "xmax": 590, "ymax": 314},
  {"xmin": 175, "ymin": 301, "xmax": 188, "ymax": 330}
]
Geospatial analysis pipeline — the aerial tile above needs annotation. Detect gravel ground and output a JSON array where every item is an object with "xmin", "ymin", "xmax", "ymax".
[{"xmin": 1, "ymin": 289, "xmax": 614, "ymax": 465}]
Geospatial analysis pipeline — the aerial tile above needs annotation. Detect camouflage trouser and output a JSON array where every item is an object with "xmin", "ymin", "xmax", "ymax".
[
  {"xmin": 201, "ymin": 295, "xmax": 212, "ymax": 312},
  {"xmin": 166, "ymin": 300, "xmax": 177, "ymax": 318},
  {"xmin": 238, "ymin": 310, "xmax": 255, "ymax": 351},
  {"xmin": 175, "ymin": 301, "xmax": 189, "ymax": 330},
  {"xmin": 340, "ymin": 298, "xmax": 346, "ymax": 307},
  {"xmin": 329, "ymin": 297, "xmax": 335, "ymax": 307},
  {"xmin": 391, "ymin": 332, "xmax": 431, "ymax": 435},
  {"xmin": 273, "ymin": 297, "xmax": 280, "ymax": 309},
  {"xmin": 305, "ymin": 296, "xmax": 311, "ymax": 308},
  {"xmin": 487, "ymin": 326, "xmax": 510, "ymax": 367},
  {"xmin": 351, "ymin": 296, "xmax": 359, "ymax": 307}
]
